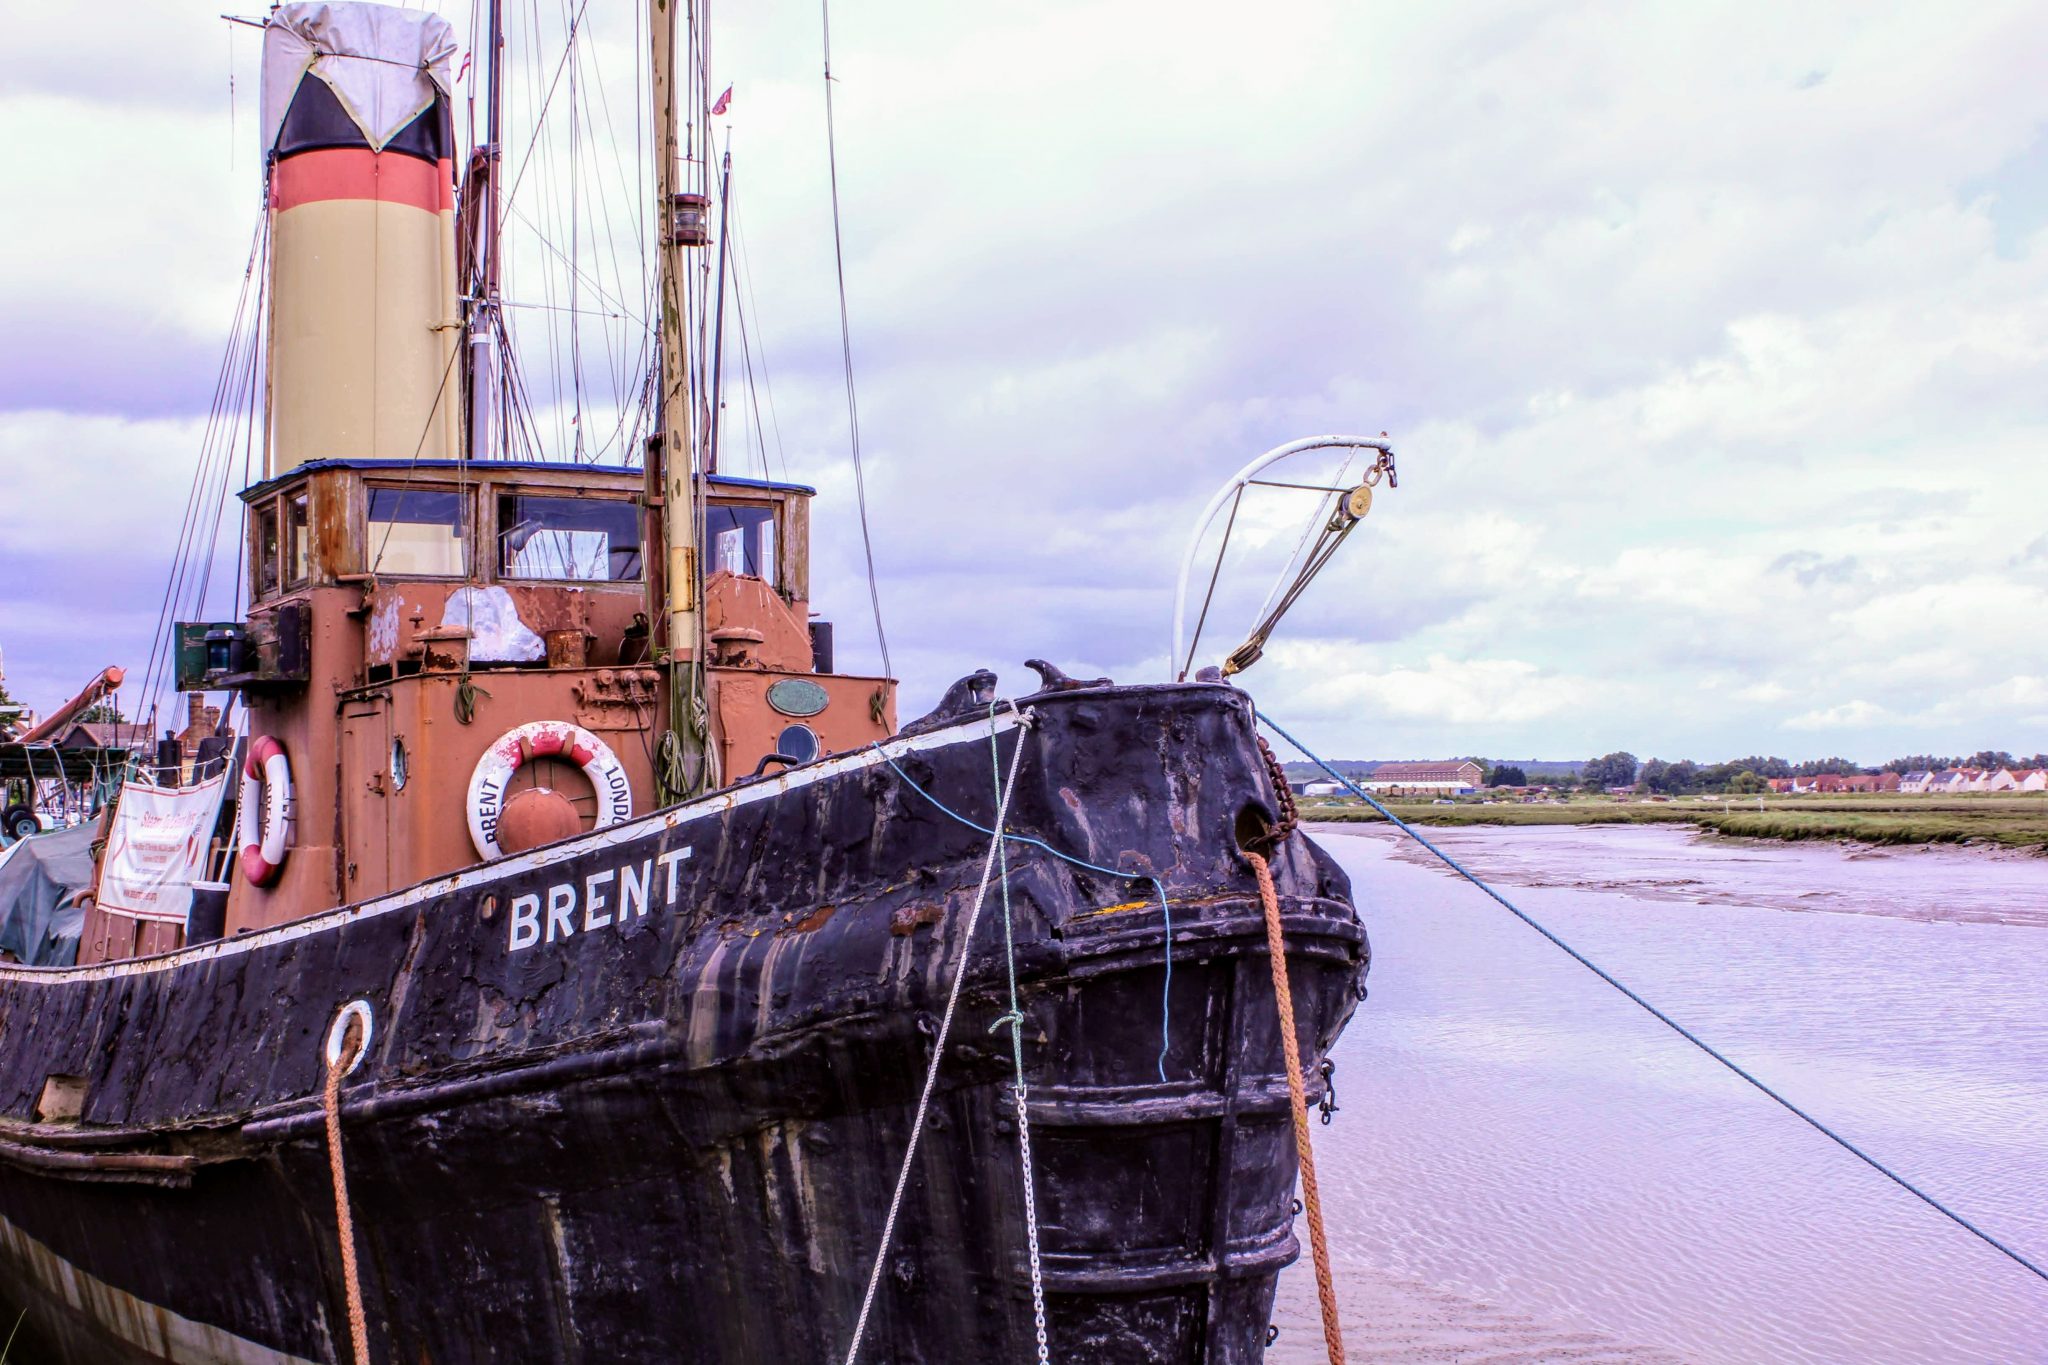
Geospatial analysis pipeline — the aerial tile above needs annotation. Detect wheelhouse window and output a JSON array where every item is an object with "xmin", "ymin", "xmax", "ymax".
[
  {"xmin": 496, "ymin": 494, "xmax": 641, "ymax": 582},
  {"xmin": 285, "ymin": 491, "xmax": 310, "ymax": 587},
  {"xmin": 367, "ymin": 487, "xmax": 467, "ymax": 577},
  {"xmin": 708, "ymin": 502, "xmax": 777, "ymax": 587},
  {"xmin": 254, "ymin": 502, "xmax": 281, "ymax": 599}
]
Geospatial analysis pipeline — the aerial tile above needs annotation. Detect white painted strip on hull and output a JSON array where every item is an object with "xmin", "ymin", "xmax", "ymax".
[
  {"xmin": 0, "ymin": 708, "xmax": 1024, "ymax": 986},
  {"xmin": 0, "ymin": 1208, "xmax": 322, "ymax": 1365}
]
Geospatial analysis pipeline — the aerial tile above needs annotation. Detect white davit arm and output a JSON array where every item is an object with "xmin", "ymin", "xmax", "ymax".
[{"xmin": 1170, "ymin": 435, "xmax": 1394, "ymax": 682}]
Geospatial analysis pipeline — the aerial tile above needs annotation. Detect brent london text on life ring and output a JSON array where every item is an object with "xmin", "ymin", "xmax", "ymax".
[
  {"xmin": 237, "ymin": 735, "xmax": 295, "ymax": 886},
  {"xmin": 467, "ymin": 721, "xmax": 634, "ymax": 859}
]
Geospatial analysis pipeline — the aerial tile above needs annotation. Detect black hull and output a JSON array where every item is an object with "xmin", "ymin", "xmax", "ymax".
[{"xmin": 0, "ymin": 684, "xmax": 1364, "ymax": 1363}]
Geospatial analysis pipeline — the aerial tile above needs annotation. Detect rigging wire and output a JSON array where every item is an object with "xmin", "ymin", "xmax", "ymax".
[
  {"xmin": 138, "ymin": 208, "xmax": 270, "ymax": 724},
  {"xmin": 1248, "ymin": 450, "xmax": 1353, "ymax": 639},
  {"xmin": 1261, "ymin": 712, "xmax": 2048, "ymax": 1290},
  {"xmin": 820, "ymin": 0, "xmax": 892, "ymax": 678},
  {"xmin": 729, "ymin": 197, "xmax": 790, "ymax": 484},
  {"xmin": 1179, "ymin": 486, "xmax": 1243, "ymax": 681}
]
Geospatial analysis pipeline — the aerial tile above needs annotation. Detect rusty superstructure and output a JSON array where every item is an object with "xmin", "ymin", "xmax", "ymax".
[{"xmin": 0, "ymin": 4, "xmax": 1374, "ymax": 1361}]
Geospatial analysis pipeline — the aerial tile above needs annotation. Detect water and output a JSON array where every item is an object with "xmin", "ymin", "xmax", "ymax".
[{"xmin": 1270, "ymin": 824, "xmax": 2048, "ymax": 1363}]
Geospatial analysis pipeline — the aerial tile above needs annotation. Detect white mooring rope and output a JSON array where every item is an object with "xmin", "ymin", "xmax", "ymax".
[
  {"xmin": 842, "ymin": 709, "xmax": 1036, "ymax": 1364},
  {"xmin": 986, "ymin": 708, "xmax": 1051, "ymax": 1364}
]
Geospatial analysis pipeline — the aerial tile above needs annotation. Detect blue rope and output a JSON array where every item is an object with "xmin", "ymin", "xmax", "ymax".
[
  {"xmin": 1257, "ymin": 710, "xmax": 2048, "ymax": 1286},
  {"xmin": 880, "ymin": 743, "xmax": 1175, "ymax": 1083}
]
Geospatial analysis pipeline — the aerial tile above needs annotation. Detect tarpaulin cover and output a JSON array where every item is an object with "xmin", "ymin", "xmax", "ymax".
[
  {"xmin": 0, "ymin": 824, "xmax": 93, "ymax": 967},
  {"xmin": 262, "ymin": 2, "xmax": 457, "ymax": 153}
]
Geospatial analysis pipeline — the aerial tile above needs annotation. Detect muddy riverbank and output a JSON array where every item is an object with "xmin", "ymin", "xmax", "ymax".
[{"xmin": 1270, "ymin": 823, "xmax": 2048, "ymax": 1363}]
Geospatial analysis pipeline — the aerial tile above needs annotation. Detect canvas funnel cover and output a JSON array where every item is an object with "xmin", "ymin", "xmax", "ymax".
[{"xmin": 261, "ymin": 2, "xmax": 458, "ymax": 154}]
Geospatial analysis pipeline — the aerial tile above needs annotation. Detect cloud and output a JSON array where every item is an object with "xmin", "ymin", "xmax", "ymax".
[
  {"xmin": 4, "ymin": 0, "xmax": 2048, "ymax": 770},
  {"xmin": 1787, "ymin": 700, "xmax": 1894, "ymax": 731}
]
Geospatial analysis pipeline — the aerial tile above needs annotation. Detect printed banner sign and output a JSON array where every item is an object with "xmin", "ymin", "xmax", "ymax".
[{"xmin": 97, "ymin": 771, "xmax": 229, "ymax": 924}]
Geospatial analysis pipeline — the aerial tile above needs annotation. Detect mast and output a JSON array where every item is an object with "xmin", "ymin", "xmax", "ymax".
[
  {"xmin": 468, "ymin": 0, "xmax": 505, "ymax": 460},
  {"xmin": 706, "ymin": 148, "xmax": 732, "ymax": 476},
  {"xmin": 653, "ymin": 0, "xmax": 712, "ymax": 794}
]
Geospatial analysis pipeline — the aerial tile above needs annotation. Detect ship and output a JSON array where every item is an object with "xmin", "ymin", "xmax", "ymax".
[{"xmin": 0, "ymin": 4, "xmax": 1380, "ymax": 1360}]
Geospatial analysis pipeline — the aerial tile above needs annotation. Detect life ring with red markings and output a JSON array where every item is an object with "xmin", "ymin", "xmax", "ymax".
[
  {"xmin": 237, "ymin": 735, "xmax": 295, "ymax": 886},
  {"xmin": 466, "ymin": 721, "xmax": 633, "ymax": 860}
]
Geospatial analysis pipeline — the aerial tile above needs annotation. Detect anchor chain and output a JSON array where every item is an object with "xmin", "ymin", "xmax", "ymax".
[{"xmin": 1254, "ymin": 734, "xmax": 1300, "ymax": 850}]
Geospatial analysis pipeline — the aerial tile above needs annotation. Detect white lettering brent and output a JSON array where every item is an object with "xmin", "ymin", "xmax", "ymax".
[{"xmin": 504, "ymin": 847, "xmax": 694, "ymax": 954}]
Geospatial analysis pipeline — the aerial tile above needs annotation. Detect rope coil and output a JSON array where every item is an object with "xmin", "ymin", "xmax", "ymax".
[{"xmin": 1246, "ymin": 849, "xmax": 1346, "ymax": 1365}]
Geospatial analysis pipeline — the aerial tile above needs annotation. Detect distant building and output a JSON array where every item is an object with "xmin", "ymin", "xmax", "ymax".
[
  {"xmin": 54, "ymin": 722, "xmax": 152, "ymax": 753},
  {"xmin": 1812, "ymin": 773, "xmax": 1898, "ymax": 793},
  {"xmin": 1899, "ymin": 770, "xmax": 1935, "ymax": 793},
  {"xmin": 1360, "ymin": 760, "xmax": 1484, "ymax": 795},
  {"xmin": 1300, "ymin": 781, "xmax": 1347, "ymax": 798},
  {"xmin": 175, "ymin": 693, "xmax": 223, "ymax": 766}
]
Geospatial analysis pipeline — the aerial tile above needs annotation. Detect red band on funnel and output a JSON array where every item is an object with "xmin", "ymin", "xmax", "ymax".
[{"xmin": 272, "ymin": 150, "xmax": 454, "ymax": 214}]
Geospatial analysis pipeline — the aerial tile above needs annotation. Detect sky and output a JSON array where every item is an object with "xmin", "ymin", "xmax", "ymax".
[{"xmin": 1, "ymin": 0, "xmax": 2045, "ymax": 767}]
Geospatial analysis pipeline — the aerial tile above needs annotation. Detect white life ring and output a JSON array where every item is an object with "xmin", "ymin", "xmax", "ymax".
[
  {"xmin": 237, "ymin": 735, "xmax": 295, "ymax": 886},
  {"xmin": 467, "ymin": 721, "xmax": 633, "ymax": 860}
]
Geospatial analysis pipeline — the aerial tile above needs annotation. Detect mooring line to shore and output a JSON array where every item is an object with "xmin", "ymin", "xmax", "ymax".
[{"xmin": 1256, "ymin": 711, "xmax": 2048, "ymax": 1286}]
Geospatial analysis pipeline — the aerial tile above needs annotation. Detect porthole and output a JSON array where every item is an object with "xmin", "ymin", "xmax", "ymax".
[
  {"xmin": 777, "ymin": 723, "xmax": 821, "ymax": 765},
  {"xmin": 391, "ymin": 737, "xmax": 410, "ymax": 791}
]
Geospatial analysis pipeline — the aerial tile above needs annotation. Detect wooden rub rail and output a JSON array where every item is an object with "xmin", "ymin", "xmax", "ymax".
[{"xmin": 0, "ymin": 1135, "xmax": 200, "ymax": 1187}]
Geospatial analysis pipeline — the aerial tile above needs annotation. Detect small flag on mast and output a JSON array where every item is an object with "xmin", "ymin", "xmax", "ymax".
[{"xmin": 711, "ymin": 84, "xmax": 733, "ymax": 116}]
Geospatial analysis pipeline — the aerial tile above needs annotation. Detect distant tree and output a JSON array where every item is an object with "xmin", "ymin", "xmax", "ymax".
[
  {"xmin": 1696, "ymin": 762, "xmax": 1748, "ymax": 791},
  {"xmin": 1582, "ymin": 751, "xmax": 1639, "ymax": 789},
  {"xmin": 1792, "ymin": 756, "xmax": 1865, "ymax": 777},
  {"xmin": 0, "ymin": 678, "xmax": 22, "ymax": 741},
  {"xmin": 1487, "ymin": 764, "xmax": 1528, "ymax": 788},
  {"xmin": 1967, "ymin": 750, "xmax": 2017, "ymax": 771},
  {"xmin": 79, "ymin": 700, "xmax": 127, "ymax": 724},
  {"xmin": 1727, "ymin": 770, "xmax": 1766, "ymax": 794}
]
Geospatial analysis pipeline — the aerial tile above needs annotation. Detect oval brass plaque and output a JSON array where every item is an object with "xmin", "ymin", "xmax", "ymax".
[{"xmin": 767, "ymin": 678, "xmax": 831, "ymax": 717}]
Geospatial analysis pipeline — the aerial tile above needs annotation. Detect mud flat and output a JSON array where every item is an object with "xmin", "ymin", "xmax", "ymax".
[
  {"xmin": 1308, "ymin": 795, "xmax": 2048, "ymax": 853},
  {"xmin": 1270, "ymin": 1259, "xmax": 1681, "ymax": 1362},
  {"xmin": 1276, "ymin": 824, "xmax": 2048, "ymax": 1364}
]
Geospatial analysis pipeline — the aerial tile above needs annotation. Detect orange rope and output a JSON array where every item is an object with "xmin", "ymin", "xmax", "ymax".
[
  {"xmin": 323, "ymin": 1017, "xmax": 371, "ymax": 1365},
  {"xmin": 1247, "ymin": 849, "xmax": 1345, "ymax": 1364}
]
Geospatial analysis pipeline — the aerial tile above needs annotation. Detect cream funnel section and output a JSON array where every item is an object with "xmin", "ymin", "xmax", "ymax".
[{"xmin": 263, "ymin": 2, "xmax": 462, "ymax": 474}]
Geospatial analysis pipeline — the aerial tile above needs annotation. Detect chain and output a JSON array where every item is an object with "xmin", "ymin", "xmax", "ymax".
[
  {"xmin": 1012, "ymin": 1084, "xmax": 1051, "ymax": 1362},
  {"xmin": 843, "ymin": 717, "xmax": 1035, "ymax": 1365},
  {"xmin": 1254, "ymin": 734, "xmax": 1300, "ymax": 848}
]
